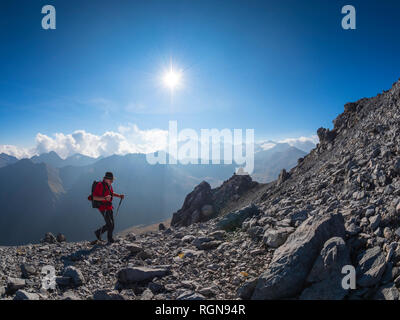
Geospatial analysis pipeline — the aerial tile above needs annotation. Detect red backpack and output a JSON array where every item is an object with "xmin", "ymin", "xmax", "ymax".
[{"xmin": 87, "ymin": 181, "xmax": 112, "ymax": 208}]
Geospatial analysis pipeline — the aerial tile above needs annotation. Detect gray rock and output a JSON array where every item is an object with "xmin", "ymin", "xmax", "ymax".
[
  {"xmin": 56, "ymin": 276, "xmax": 71, "ymax": 286},
  {"xmin": 126, "ymin": 243, "xmax": 143, "ymax": 254},
  {"xmin": 13, "ymin": 290, "xmax": 39, "ymax": 300},
  {"xmin": 201, "ymin": 204, "xmax": 214, "ymax": 218},
  {"xmin": 369, "ymin": 215, "xmax": 381, "ymax": 230},
  {"xmin": 193, "ymin": 236, "xmax": 213, "ymax": 249},
  {"xmin": 299, "ymin": 237, "xmax": 350, "ymax": 300},
  {"xmin": 216, "ymin": 204, "xmax": 260, "ymax": 231},
  {"xmin": 373, "ymin": 283, "xmax": 400, "ymax": 300},
  {"xmin": 148, "ymin": 282, "xmax": 164, "ymax": 294},
  {"xmin": 118, "ymin": 266, "xmax": 168, "ymax": 283},
  {"xmin": 7, "ymin": 277, "xmax": 26, "ymax": 294},
  {"xmin": 42, "ymin": 232, "xmax": 57, "ymax": 244},
  {"xmin": 345, "ymin": 222, "xmax": 360, "ymax": 236},
  {"xmin": 198, "ymin": 286, "xmax": 217, "ymax": 297},
  {"xmin": 173, "ymin": 231, "xmax": 184, "ymax": 239},
  {"xmin": 393, "ymin": 158, "xmax": 400, "ymax": 174},
  {"xmin": 63, "ymin": 266, "xmax": 85, "ymax": 287},
  {"xmin": 163, "ymin": 228, "xmax": 172, "ymax": 235},
  {"xmin": 197, "ymin": 240, "xmax": 222, "ymax": 250},
  {"xmin": 181, "ymin": 235, "xmax": 195, "ymax": 243},
  {"xmin": 177, "ymin": 291, "xmax": 205, "ymax": 300},
  {"xmin": 140, "ymin": 288, "xmax": 154, "ymax": 300},
  {"xmin": 277, "ymin": 169, "xmax": 290, "ymax": 186},
  {"xmin": 62, "ymin": 291, "xmax": 81, "ymax": 300},
  {"xmin": 288, "ymin": 210, "xmax": 308, "ymax": 226},
  {"xmin": 365, "ymin": 208, "xmax": 375, "ymax": 217},
  {"xmin": 179, "ymin": 249, "xmax": 204, "ymax": 258},
  {"xmin": 208, "ymin": 230, "xmax": 226, "ymax": 240},
  {"xmin": 247, "ymin": 226, "xmax": 264, "ymax": 239},
  {"xmin": 381, "ymin": 262, "xmax": 395, "ymax": 284},
  {"xmin": 20, "ymin": 263, "xmax": 37, "ymax": 278},
  {"xmin": 317, "ymin": 127, "xmax": 336, "ymax": 144},
  {"xmin": 171, "ymin": 181, "xmax": 214, "ymax": 227},
  {"xmin": 237, "ymin": 278, "xmax": 258, "ymax": 299},
  {"xmin": 251, "ymin": 213, "xmax": 345, "ymax": 300},
  {"xmin": 137, "ymin": 249, "xmax": 153, "ymax": 260},
  {"xmin": 357, "ymin": 246, "xmax": 386, "ymax": 287},
  {"xmin": 56, "ymin": 233, "xmax": 66, "ymax": 243},
  {"xmin": 263, "ymin": 227, "xmax": 294, "ymax": 248},
  {"xmin": 93, "ymin": 290, "xmax": 127, "ymax": 300}
]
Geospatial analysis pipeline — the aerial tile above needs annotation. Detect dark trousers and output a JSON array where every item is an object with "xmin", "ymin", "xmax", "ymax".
[{"xmin": 97, "ymin": 210, "xmax": 114, "ymax": 242}]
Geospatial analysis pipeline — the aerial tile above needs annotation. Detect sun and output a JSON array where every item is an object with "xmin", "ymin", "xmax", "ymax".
[{"xmin": 162, "ymin": 67, "xmax": 182, "ymax": 91}]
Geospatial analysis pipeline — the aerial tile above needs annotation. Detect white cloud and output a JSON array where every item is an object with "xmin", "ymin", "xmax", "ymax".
[
  {"xmin": 279, "ymin": 135, "xmax": 319, "ymax": 145},
  {"xmin": 279, "ymin": 135, "xmax": 319, "ymax": 153},
  {"xmin": 0, "ymin": 124, "xmax": 169, "ymax": 159},
  {"xmin": 0, "ymin": 145, "xmax": 34, "ymax": 159},
  {"xmin": 259, "ymin": 142, "xmax": 276, "ymax": 151}
]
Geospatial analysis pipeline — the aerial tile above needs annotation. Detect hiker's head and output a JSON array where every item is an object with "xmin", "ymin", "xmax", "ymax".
[{"xmin": 103, "ymin": 172, "xmax": 115, "ymax": 185}]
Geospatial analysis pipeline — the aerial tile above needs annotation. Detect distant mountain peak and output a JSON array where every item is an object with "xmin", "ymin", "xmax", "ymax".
[{"xmin": 0, "ymin": 153, "xmax": 18, "ymax": 168}]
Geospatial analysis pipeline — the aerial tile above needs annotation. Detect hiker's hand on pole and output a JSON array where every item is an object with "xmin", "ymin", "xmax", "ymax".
[{"xmin": 120, "ymin": 194, "xmax": 125, "ymax": 200}]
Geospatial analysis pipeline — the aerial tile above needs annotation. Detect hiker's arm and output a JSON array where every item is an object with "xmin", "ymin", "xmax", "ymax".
[
  {"xmin": 112, "ymin": 192, "xmax": 125, "ymax": 199},
  {"xmin": 93, "ymin": 195, "xmax": 111, "ymax": 201}
]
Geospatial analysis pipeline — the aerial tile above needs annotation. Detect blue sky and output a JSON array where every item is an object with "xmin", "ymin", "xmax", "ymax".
[{"xmin": 1, "ymin": 0, "xmax": 400, "ymax": 156}]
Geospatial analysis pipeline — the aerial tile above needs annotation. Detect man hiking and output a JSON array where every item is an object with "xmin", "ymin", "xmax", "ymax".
[{"xmin": 92, "ymin": 172, "xmax": 124, "ymax": 244}]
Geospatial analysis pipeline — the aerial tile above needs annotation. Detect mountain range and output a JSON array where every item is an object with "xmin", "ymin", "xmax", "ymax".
[
  {"xmin": 30, "ymin": 151, "xmax": 99, "ymax": 168},
  {"xmin": 0, "ymin": 153, "xmax": 18, "ymax": 168},
  {"xmin": 0, "ymin": 141, "xmax": 311, "ymax": 245}
]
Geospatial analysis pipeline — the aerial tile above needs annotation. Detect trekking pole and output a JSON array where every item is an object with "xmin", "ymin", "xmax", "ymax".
[{"xmin": 115, "ymin": 197, "xmax": 123, "ymax": 217}]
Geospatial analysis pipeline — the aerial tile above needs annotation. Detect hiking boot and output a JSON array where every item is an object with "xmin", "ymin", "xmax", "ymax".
[
  {"xmin": 94, "ymin": 230, "xmax": 102, "ymax": 241},
  {"xmin": 107, "ymin": 238, "xmax": 115, "ymax": 245}
]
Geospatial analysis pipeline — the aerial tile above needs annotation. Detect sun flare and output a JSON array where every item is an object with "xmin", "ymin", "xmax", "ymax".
[{"xmin": 162, "ymin": 67, "xmax": 182, "ymax": 91}]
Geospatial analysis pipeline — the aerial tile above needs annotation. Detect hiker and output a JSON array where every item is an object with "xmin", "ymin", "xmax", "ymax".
[{"xmin": 92, "ymin": 172, "xmax": 124, "ymax": 244}]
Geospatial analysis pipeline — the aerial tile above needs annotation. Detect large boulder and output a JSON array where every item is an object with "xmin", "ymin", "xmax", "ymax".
[
  {"xmin": 42, "ymin": 232, "xmax": 57, "ymax": 244},
  {"xmin": 56, "ymin": 233, "xmax": 66, "ymax": 243},
  {"xmin": 171, "ymin": 174, "xmax": 258, "ymax": 228},
  {"xmin": 251, "ymin": 213, "xmax": 345, "ymax": 299},
  {"xmin": 20, "ymin": 263, "xmax": 37, "ymax": 278},
  {"xmin": 299, "ymin": 237, "xmax": 351, "ymax": 300},
  {"xmin": 171, "ymin": 181, "xmax": 215, "ymax": 227},
  {"xmin": 263, "ymin": 227, "xmax": 294, "ymax": 248},
  {"xmin": 237, "ymin": 278, "xmax": 258, "ymax": 299},
  {"xmin": 216, "ymin": 204, "xmax": 260, "ymax": 231},
  {"xmin": 373, "ymin": 283, "xmax": 400, "ymax": 300},
  {"xmin": 117, "ymin": 266, "xmax": 169, "ymax": 283},
  {"xmin": 356, "ymin": 246, "xmax": 386, "ymax": 287},
  {"xmin": 63, "ymin": 266, "xmax": 85, "ymax": 287},
  {"xmin": 212, "ymin": 174, "xmax": 258, "ymax": 211},
  {"xmin": 7, "ymin": 277, "xmax": 26, "ymax": 294}
]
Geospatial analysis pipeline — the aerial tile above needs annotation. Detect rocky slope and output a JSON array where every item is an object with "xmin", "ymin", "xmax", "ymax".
[
  {"xmin": 2, "ymin": 79, "xmax": 400, "ymax": 300},
  {"xmin": 171, "ymin": 174, "xmax": 260, "ymax": 227}
]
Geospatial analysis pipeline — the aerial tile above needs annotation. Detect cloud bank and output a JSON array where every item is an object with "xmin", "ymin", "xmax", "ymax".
[
  {"xmin": 279, "ymin": 135, "xmax": 319, "ymax": 153},
  {"xmin": 0, "ymin": 124, "xmax": 168, "ymax": 159},
  {"xmin": 0, "ymin": 125, "xmax": 318, "ymax": 160}
]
